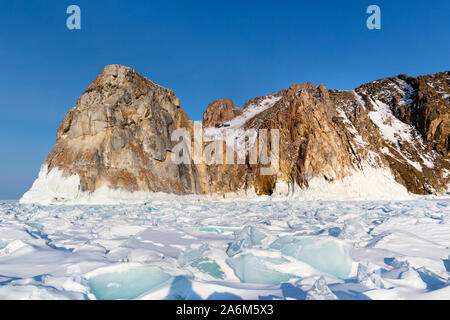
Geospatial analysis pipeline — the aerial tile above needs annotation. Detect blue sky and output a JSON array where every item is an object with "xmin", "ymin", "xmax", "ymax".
[{"xmin": 0, "ymin": 0, "xmax": 449, "ymax": 199}]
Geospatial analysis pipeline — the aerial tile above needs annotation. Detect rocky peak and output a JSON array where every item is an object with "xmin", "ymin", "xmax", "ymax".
[
  {"xmin": 38, "ymin": 65, "xmax": 201, "ymax": 199},
  {"xmin": 203, "ymin": 99, "xmax": 242, "ymax": 127}
]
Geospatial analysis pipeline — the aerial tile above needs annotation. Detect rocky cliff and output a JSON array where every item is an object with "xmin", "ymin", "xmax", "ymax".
[
  {"xmin": 21, "ymin": 65, "xmax": 449, "ymax": 203},
  {"xmin": 21, "ymin": 65, "xmax": 202, "ymax": 203}
]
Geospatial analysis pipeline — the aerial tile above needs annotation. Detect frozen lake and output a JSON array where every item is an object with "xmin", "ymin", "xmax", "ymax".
[{"xmin": 0, "ymin": 199, "xmax": 449, "ymax": 299}]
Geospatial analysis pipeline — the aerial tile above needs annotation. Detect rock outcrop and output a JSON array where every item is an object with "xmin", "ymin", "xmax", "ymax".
[
  {"xmin": 203, "ymin": 99, "xmax": 242, "ymax": 127},
  {"xmin": 23, "ymin": 65, "xmax": 201, "ymax": 203},
  {"xmin": 21, "ymin": 66, "xmax": 449, "ymax": 203},
  {"xmin": 203, "ymin": 73, "xmax": 449, "ymax": 196}
]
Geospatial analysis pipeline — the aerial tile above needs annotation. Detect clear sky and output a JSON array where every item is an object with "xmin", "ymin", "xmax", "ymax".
[{"xmin": 0, "ymin": 0, "xmax": 449, "ymax": 199}]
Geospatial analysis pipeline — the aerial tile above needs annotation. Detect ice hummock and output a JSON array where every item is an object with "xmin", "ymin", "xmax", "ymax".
[
  {"xmin": 178, "ymin": 243, "xmax": 210, "ymax": 267},
  {"xmin": 226, "ymin": 226, "xmax": 266, "ymax": 257},
  {"xmin": 270, "ymin": 237, "xmax": 353, "ymax": 279},
  {"xmin": 87, "ymin": 266, "xmax": 171, "ymax": 300},
  {"xmin": 0, "ymin": 199, "xmax": 449, "ymax": 300},
  {"xmin": 178, "ymin": 244, "xmax": 225, "ymax": 279},
  {"xmin": 306, "ymin": 276, "xmax": 338, "ymax": 300},
  {"xmin": 226, "ymin": 254, "xmax": 293, "ymax": 284},
  {"xmin": 356, "ymin": 263, "xmax": 384, "ymax": 289}
]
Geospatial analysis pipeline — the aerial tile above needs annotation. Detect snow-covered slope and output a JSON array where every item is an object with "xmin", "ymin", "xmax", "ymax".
[{"xmin": 20, "ymin": 166, "xmax": 419, "ymax": 205}]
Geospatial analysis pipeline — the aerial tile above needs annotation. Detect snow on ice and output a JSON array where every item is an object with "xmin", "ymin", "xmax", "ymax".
[{"xmin": 0, "ymin": 198, "xmax": 449, "ymax": 300}]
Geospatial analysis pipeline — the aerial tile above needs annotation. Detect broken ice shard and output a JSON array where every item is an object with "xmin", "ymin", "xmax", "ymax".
[
  {"xmin": 87, "ymin": 266, "xmax": 171, "ymax": 300},
  {"xmin": 356, "ymin": 263, "xmax": 384, "ymax": 289},
  {"xmin": 178, "ymin": 244, "xmax": 225, "ymax": 279},
  {"xmin": 226, "ymin": 254, "xmax": 293, "ymax": 284},
  {"xmin": 270, "ymin": 237, "xmax": 353, "ymax": 279},
  {"xmin": 306, "ymin": 276, "xmax": 337, "ymax": 300},
  {"xmin": 178, "ymin": 243, "xmax": 210, "ymax": 267},
  {"xmin": 226, "ymin": 226, "xmax": 266, "ymax": 257}
]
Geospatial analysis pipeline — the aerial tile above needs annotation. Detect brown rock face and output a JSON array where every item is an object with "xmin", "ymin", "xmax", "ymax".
[
  {"xmin": 203, "ymin": 99, "xmax": 242, "ymax": 127},
  {"xmin": 44, "ymin": 65, "xmax": 202, "ymax": 194},
  {"xmin": 201, "ymin": 84, "xmax": 357, "ymax": 195},
  {"xmin": 23, "ymin": 66, "xmax": 449, "ymax": 202},
  {"xmin": 349, "ymin": 72, "xmax": 449, "ymax": 194},
  {"xmin": 201, "ymin": 73, "xmax": 449, "ymax": 196}
]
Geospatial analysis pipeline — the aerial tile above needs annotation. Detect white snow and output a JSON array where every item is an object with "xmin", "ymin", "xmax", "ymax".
[
  {"xmin": 223, "ymin": 95, "xmax": 282, "ymax": 129},
  {"xmin": 20, "ymin": 162, "xmax": 427, "ymax": 206},
  {"xmin": 273, "ymin": 166, "xmax": 414, "ymax": 201},
  {"xmin": 369, "ymin": 98, "xmax": 415, "ymax": 147},
  {"xmin": 0, "ymin": 198, "xmax": 449, "ymax": 300},
  {"xmin": 364, "ymin": 81, "xmax": 438, "ymax": 172},
  {"xmin": 20, "ymin": 166, "xmax": 81, "ymax": 204},
  {"xmin": 368, "ymin": 98, "xmax": 424, "ymax": 171},
  {"xmin": 203, "ymin": 95, "xmax": 281, "ymax": 156}
]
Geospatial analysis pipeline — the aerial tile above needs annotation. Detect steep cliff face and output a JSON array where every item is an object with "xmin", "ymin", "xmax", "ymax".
[
  {"xmin": 349, "ymin": 73, "xmax": 449, "ymax": 194},
  {"xmin": 202, "ymin": 72, "xmax": 449, "ymax": 197},
  {"xmin": 22, "ymin": 65, "xmax": 202, "ymax": 203},
  {"xmin": 21, "ymin": 66, "xmax": 449, "ymax": 204}
]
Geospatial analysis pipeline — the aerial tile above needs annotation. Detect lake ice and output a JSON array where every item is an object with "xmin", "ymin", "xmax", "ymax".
[{"xmin": 0, "ymin": 199, "xmax": 448, "ymax": 300}]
